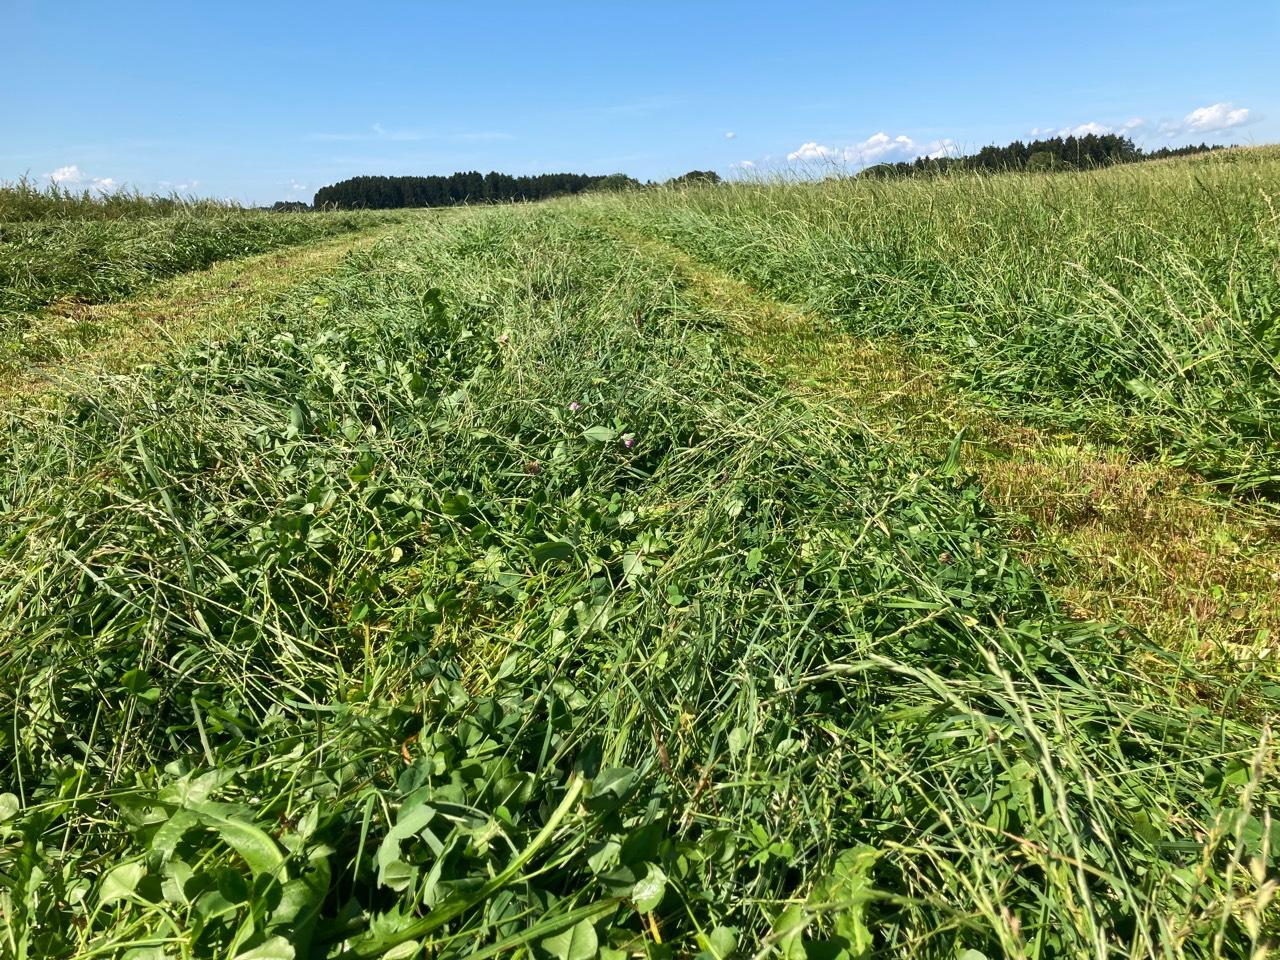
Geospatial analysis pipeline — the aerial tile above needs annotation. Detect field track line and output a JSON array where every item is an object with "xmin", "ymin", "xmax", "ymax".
[
  {"xmin": 0, "ymin": 222, "xmax": 405, "ymax": 410},
  {"xmin": 611, "ymin": 223, "xmax": 1280, "ymax": 681}
]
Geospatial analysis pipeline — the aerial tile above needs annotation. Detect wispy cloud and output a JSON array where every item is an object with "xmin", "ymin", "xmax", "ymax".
[
  {"xmin": 449, "ymin": 131, "xmax": 515, "ymax": 142},
  {"xmin": 308, "ymin": 123, "xmax": 423, "ymax": 142},
  {"xmin": 725, "ymin": 131, "xmax": 737, "ymax": 140},
  {"xmin": 307, "ymin": 124, "xmax": 513, "ymax": 144}
]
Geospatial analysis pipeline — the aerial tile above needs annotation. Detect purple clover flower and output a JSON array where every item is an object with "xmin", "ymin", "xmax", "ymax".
[
  {"xmin": 622, "ymin": 434, "xmax": 636, "ymax": 450},
  {"xmin": 568, "ymin": 402, "xmax": 581, "ymax": 413}
]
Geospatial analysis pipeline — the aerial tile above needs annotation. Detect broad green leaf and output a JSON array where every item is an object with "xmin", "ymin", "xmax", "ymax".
[
  {"xmin": 586, "ymin": 839, "xmax": 621, "ymax": 876},
  {"xmin": 377, "ymin": 796, "xmax": 436, "ymax": 888},
  {"xmin": 191, "ymin": 805, "xmax": 286, "ymax": 877},
  {"xmin": 582, "ymin": 426, "xmax": 617, "ymax": 442},
  {"xmin": 268, "ymin": 851, "xmax": 332, "ymax": 939},
  {"xmin": 234, "ymin": 937, "xmax": 295, "ymax": 960},
  {"xmin": 771, "ymin": 903, "xmax": 809, "ymax": 960},
  {"xmin": 939, "ymin": 428, "xmax": 967, "ymax": 478},
  {"xmin": 151, "ymin": 808, "xmax": 198, "ymax": 862},
  {"xmin": 532, "ymin": 539, "xmax": 576, "ymax": 566},
  {"xmin": 700, "ymin": 926, "xmax": 738, "ymax": 958},
  {"xmin": 0, "ymin": 793, "xmax": 19, "ymax": 821},
  {"xmin": 590, "ymin": 767, "xmax": 636, "ymax": 799},
  {"xmin": 632, "ymin": 862, "xmax": 667, "ymax": 912},
  {"xmin": 622, "ymin": 551, "xmax": 646, "ymax": 582},
  {"xmin": 809, "ymin": 845, "xmax": 880, "ymax": 955},
  {"xmin": 98, "ymin": 861, "xmax": 147, "ymax": 906},
  {"xmin": 541, "ymin": 917, "xmax": 598, "ymax": 960},
  {"xmin": 161, "ymin": 860, "xmax": 193, "ymax": 906}
]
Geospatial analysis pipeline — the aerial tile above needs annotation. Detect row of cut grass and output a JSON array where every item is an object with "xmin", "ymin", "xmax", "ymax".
[
  {"xmin": 0, "ymin": 224, "xmax": 404, "ymax": 408},
  {"xmin": 587, "ymin": 147, "xmax": 1280, "ymax": 495},
  {"xmin": 607, "ymin": 226, "xmax": 1279, "ymax": 697},
  {"xmin": 0, "ymin": 205, "xmax": 402, "ymax": 319}
]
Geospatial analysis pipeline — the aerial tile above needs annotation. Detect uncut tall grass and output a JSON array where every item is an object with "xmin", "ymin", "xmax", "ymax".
[{"xmin": 593, "ymin": 147, "xmax": 1280, "ymax": 493}]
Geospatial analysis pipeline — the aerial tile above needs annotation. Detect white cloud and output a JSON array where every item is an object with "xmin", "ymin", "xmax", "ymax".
[
  {"xmin": 43, "ymin": 164, "xmax": 119, "ymax": 191},
  {"xmin": 1181, "ymin": 101, "xmax": 1251, "ymax": 133},
  {"xmin": 1066, "ymin": 121, "xmax": 1111, "ymax": 137},
  {"xmin": 45, "ymin": 164, "xmax": 84, "ymax": 184},
  {"xmin": 787, "ymin": 132, "xmax": 956, "ymax": 168},
  {"xmin": 854, "ymin": 132, "xmax": 917, "ymax": 164},
  {"xmin": 309, "ymin": 123, "xmax": 425, "ymax": 142},
  {"xmin": 787, "ymin": 141, "xmax": 840, "ymax": 162},
  {"xmin": 1031, "ymin": 117, "xmax": 1147, "ymax": 139},
  {"xmin": 725, "ymin": 131, "xmax": 737, "ymax": 139},
  {"xmin": 738, "ymin": 159, "xmax": 755, "ymax": 168},
  {"xmin": 1032, "ymin": 102, "xmax": 1253, "ymax": 143}
]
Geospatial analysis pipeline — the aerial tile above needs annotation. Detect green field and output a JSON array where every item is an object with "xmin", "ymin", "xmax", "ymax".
[
  {"xmin": 2, "ymin": 152, "xmax": 1279, "ymax": 958},
  {"xmin": 0, "ymin": 181, "xmax": 397, "ymax": 321}
]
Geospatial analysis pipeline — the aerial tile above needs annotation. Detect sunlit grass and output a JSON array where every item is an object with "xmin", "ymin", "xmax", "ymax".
[{"xmin": 2, "ymin": 159, "xmax": 1278, "ymax": 958}]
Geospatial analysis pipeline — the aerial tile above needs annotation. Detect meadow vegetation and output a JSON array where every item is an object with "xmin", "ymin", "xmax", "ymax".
[
  {"xmin": 1, "ymin": 152, "xmax": 1278, "ymax": 959},
  {"xmin": 593, "ymin": 148, "xmax": 1280, "ymax": 494},
  {"xmin": 0, "ymin": 180, "xmax": 397, "ymax": 319}
]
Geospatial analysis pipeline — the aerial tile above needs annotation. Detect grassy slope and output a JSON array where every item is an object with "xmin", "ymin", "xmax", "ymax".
[
  {"xmin": 606, "ymin": 225, "xmax": 1280, "ymax": 695},
  {"xmin": 591, "ymin": 147, "xmax": 1280, "ymax": 495},
  {"xmin": 0, "ymin": 205, "xmax": 400, "ymax": 319},
  {"xmin": 2, "ymin": 187, "xmax": 1277, "ymax": 959},
  {"xmin": 0, "ymin": 222, "xmax": 407, "ymax": 409}
]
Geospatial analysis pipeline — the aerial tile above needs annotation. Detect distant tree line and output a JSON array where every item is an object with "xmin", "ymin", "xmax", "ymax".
[
  {"xmin": 274, "ymin": 135, "xmax": 1228, "ymax": 210},
  {"xmin": 860, "ymin": 135, "xmax": 1225, "ymax": 178},
  {"xmin": 310, "ymin": 171, "xmax": 642, "ymax": 210}
]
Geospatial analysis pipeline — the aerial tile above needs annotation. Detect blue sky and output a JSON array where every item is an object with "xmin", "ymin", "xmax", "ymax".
[{"xmin": 3, "ymin": 0, "xmax": 1276, "ymax": 204}]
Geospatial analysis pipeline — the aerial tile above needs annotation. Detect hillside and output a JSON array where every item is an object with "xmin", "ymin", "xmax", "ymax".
[{"xmin": 2, "ymin": 149, "xmax": 1278, "ymax": 958}]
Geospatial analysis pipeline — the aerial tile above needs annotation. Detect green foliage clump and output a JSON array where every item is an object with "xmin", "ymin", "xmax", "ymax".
[{"xmin": 852, "ymin": 133, "xmax": 1221, "ymax": 179}]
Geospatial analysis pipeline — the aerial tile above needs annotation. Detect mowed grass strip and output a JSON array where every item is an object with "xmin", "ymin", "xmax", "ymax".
[
  {"xmin": 0, "ymin": 221, "xmax": 408, "ymax": 410},
  {"xmin": 0, "ymin": 206, "xmax": 398, "ymax": 318},
  {"xmin": 609, "ymin": 223, "xmax": 1280, "ymax": 684}
]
